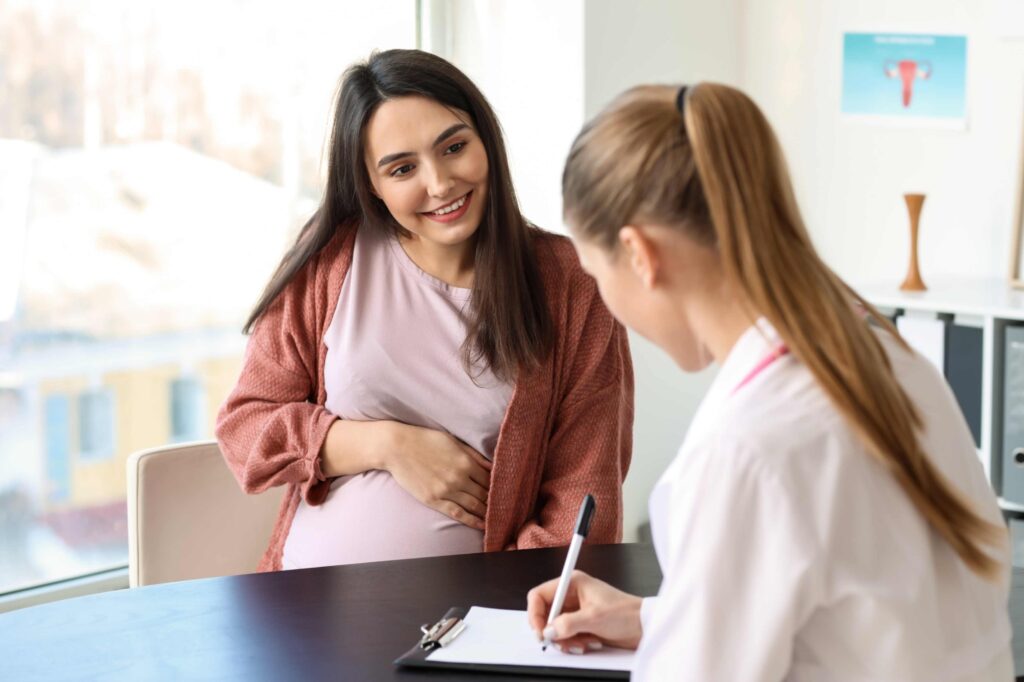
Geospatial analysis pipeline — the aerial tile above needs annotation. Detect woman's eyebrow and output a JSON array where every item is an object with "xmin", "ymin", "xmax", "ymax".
[{"xmin": 376, "ymin": 123, "xmax": 470, "ymax": 168}]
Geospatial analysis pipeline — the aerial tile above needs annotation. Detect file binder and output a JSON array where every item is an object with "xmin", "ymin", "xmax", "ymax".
[
  {"xmin": 945, "ymin": 322, "xmax": 983, "ymax": 448},
  {"xmin": 1003, "ymin": 325, "xmax": 1024, "ymax": 505},
  {"xmin": 394, "ymin": 606, "xmax": 631, "ymax": 679}
]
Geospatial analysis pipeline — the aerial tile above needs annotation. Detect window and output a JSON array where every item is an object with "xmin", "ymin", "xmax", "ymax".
[
  {"xmin": 43, "ymin": 395, "xmax": 71, "ymax": 505},
  {"xmin": 170, "ymin": 376, "xmax": 205, "ymax": 443},
  {"xmin": 0, "ymin": 0, "xmax": 417, "ymax": 595},
  {"xmin": 78, "ymin": 388, "xmax": 116, "ymax": 462}
]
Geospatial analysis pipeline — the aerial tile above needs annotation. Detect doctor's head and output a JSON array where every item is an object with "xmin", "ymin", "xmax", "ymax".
[
  {"xmin": 561, "ymin": 83, "xmax": 815, "ymax": 371},
  {"xmin": 562, "ymin": 83, "xmax": 1008, "ymax": 582}
]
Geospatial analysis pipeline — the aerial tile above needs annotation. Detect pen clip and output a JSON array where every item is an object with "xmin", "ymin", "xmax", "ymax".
[{"xmin": 419, "ymin": 615, "xmax": 467, "ymax": 650}]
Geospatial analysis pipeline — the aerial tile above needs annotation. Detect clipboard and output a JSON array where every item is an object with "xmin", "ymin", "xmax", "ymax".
[{"xmin": 393, "ymin": 607, "xmax": 630, "ymax": 679}]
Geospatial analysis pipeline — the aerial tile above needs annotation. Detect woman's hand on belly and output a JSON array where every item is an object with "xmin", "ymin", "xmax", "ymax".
[{"xmin": 381, "ymin": 423, "xmax": 492, "ymax": 531}]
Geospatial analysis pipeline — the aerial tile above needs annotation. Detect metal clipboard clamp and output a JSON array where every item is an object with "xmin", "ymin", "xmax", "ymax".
[{"xmin": 418, "ymin": 607, "xmax": 468, "ymax": 650}]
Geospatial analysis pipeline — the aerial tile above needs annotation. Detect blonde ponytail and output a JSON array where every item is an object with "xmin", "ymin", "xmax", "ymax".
[{"xmin": 564, "ymin": 83, "xmax": 1006, "ymax": 580}]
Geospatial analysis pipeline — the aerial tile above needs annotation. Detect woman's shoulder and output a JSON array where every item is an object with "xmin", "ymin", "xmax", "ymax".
[
  {"xmin": 260, "ymin": 221, "xmax": 357, "ymax": 327},
  {"xmin": 314, "ymin": 221, "xmax": 359, "ymax": 273}
]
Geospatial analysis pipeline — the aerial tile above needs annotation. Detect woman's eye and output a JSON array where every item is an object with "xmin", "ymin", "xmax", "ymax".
[
  {"xmin": 391, "ymin": 164, "xmax": 414, "ymax": 177},
  {"xmin": 445, "ymin": 141, "xmax": 466, "ymax": 154}
]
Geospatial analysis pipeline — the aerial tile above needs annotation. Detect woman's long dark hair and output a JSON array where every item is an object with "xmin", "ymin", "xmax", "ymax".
[{"xmin": 243, "ymin": 49, "xmax": 552, "ymax": 381}]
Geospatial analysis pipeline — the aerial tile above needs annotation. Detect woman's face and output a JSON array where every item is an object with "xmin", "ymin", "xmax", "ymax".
[{"xmin": 363, "ymin": 96, "xmax": 489, "ymax": 248}]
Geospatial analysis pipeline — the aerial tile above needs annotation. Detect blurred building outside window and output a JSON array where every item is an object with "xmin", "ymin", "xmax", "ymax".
[{"xmin": 0, "ymin": 0, "xmax": 416, "ymax": 595}]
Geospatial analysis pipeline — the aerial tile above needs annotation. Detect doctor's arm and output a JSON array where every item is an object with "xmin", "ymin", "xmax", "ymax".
[
  {"xmin": 530, "ymin": 436, "xmax": 820, "ymax": 680},
  {"xmin": 631, "ymin": 437, "xmax": 820, "ymax": 680}
]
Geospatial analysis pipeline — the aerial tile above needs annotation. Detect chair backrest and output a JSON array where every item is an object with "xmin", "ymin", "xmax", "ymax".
[{"xmin": 126, "ymin": 440, "xmax": 284, "ymax": 587}]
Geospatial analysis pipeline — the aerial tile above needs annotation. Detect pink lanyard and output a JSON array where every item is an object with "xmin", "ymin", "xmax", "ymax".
[{"xmin": 731, "ymin": 344, "xmax": 789, "ymax": 395}]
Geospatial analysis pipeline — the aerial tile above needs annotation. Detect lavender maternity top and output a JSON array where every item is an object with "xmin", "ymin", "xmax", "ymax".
[{"xmin": 281, "ymin": 226, "xmax": 513, "ymax": 569}]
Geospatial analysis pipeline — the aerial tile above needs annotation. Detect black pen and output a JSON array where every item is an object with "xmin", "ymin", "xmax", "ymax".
[{"xmin": 541, "ymin": 494, "xmax": 596, "ymax": 651}]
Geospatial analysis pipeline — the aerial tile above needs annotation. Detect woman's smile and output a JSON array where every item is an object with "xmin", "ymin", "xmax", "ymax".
[{"xmin": 421, "ymin": 191, "xmax": 473, "ymax": 223}]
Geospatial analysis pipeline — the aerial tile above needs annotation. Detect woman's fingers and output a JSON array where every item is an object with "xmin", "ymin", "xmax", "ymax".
[
  {"xmin": 449, "ymin": 491, "xmax": 487, "ymax": 520},
  {"xmin": 466, "ymin": 464, "xmax": 491, "ymax": 490},
  {"xmin": 439, "ymin": 500, "xmax": 485, "ymax": 530},
  {"xmin": 460, "ymin": 478, "xmax": 489, "ymax": 505},
  {"xmin": 459, "ymin": 442, "xmax": 493, "ymax": 471}
]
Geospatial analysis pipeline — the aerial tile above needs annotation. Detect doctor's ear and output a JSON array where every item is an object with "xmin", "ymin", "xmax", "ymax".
[{"xmin": 618, "ymin": 225, "xmax": 659, "ymax": 289}]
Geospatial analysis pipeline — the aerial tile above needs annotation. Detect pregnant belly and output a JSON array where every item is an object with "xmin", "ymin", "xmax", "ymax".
[{"xmin": 281, "ymin": 470, "xmax": 484, "ymax": 569}]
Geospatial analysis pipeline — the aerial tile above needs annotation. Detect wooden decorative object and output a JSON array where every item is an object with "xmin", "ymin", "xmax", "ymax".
[
  {"xmin": 1011, "ymin": 124, "xmax": 1024, "ymax": 289},
  {"xmin": 900, "ymin": 193, "xmax": 927, "ymax": 292}
]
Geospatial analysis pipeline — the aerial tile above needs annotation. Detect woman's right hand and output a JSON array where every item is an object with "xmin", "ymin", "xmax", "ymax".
[
  {"xmin": 320, "ymin": 419, "xmax": 491, "ymax": 530},
  {"xmin": 380, "ymin": 422, "xmax": 491, "ymax": 530}
]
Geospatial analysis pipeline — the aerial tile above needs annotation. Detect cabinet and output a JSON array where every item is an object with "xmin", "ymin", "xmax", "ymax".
[{"xmin": 857, "ymin": 277, "xmax": 1024, "ymax": 513}]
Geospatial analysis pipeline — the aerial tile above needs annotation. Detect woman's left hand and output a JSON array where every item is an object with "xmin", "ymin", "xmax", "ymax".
[{"xmin": 526, "ymin": 570, "xmax": 644, "ymax": 654}]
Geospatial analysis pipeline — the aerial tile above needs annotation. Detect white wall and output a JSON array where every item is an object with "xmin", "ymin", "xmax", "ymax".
[
  {"xmin": 439, "ymin": 0, "xmax": 1023, "ymax": 542},
  {"xmin": 445, "ymin": 0, "xmax": 585, "ymax": 234},
  {"xmin": 441, "ymin": 0, "xmax": 743, "ymax": 541},
  {"xmin": 582, "ymin": 0, "xmax": 740, "ymax": 540},
  {"xmin": 740, "ymin": 0, "xmax": 1024, "ymax": 284}
]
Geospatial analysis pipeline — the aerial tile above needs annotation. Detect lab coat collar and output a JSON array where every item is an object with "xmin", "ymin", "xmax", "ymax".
[{"xmin": 701, "ymin": 317, "xmax": 782, "ymax": 408}]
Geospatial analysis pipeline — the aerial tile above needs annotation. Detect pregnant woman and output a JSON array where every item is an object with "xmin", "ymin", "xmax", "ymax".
[{"xmin": 215, "ymin": 49, "xmax": 633, "ymax": 571}]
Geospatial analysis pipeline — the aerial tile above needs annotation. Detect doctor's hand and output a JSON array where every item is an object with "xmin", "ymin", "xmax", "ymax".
[
  {"xmin": 527, "ymin": 570, "xmax": 644, "ymax": 653},
  {"xmin": 381, "ymin": 422, "xmax": 491, "ymax": 530}
]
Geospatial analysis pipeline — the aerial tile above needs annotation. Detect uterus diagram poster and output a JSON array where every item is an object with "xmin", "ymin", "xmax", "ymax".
[{"xmin": 841, "ymin": 32, "xmax": 967, "ymax": 128}]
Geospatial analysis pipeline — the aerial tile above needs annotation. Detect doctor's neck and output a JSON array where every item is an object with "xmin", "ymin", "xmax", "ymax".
[
  {"xmin": 683, "ymin": 275, "xmax": 759, "ymax": 368},
  {"xmin": 652, "ymin": 228, "xmax": 759, "ymax": 370}
]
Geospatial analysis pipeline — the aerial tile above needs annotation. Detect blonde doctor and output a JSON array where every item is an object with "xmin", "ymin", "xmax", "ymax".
[{"xmin": 526, "ymin": 83, "xmax": 1013, "ymax": 681}]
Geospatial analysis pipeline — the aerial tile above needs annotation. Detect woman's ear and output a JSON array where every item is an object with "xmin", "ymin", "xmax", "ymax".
[{"xmin": 618, "ymin": 225, "xmax": 659, "ymax": 289}]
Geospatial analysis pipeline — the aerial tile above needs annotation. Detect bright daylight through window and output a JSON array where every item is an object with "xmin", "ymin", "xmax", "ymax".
[{"xmin": 0, "ymin": 0, "xmax": 415, "ymax": 594}]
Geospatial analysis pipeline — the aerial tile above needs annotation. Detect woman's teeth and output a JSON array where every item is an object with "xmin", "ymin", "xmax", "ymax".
[{"xmin": 429, "ymin": 194, "xmax": 467, "ymax": 215}]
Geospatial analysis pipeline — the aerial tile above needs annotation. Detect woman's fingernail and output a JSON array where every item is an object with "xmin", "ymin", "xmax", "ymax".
[
  {"xmin": 555, "ymin": 643, "xmax": 565, "ymax": 653},
  {"xmin": 542, "ymin": 626, "xmax": 556, "ymax": 641},
  {"xmin": 569, "ymin": 646, "xmax": 584, "ymax": 655},
  {"xmin": 587, "ymin": 641, "xmax": 603, "ymax": 651}
]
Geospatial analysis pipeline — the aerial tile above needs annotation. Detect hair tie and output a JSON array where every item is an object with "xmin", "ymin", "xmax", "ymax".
[{"xmin": 675, "ymin": 86, "xmax": 688, "ymax": 116}]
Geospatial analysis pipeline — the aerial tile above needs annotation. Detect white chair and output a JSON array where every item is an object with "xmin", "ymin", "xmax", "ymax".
[{"xmin": 126, "ymin": 440, "xmax": 284, "ymax": 587}]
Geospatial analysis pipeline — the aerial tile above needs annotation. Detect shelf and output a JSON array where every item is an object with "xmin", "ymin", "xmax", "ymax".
[
  {"xmin": 853, "ymin": 278, "xmax": 1024, "ymax": 322},
  {"xmin": 857, "ymin": 277, "xmax": 1011, "ymax": 504},
  {"xmin": 1000, "ymin": 498, "xmax": 1024, "ymax": 515}
]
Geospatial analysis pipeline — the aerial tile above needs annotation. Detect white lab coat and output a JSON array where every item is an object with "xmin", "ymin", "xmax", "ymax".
[{"xmin": 634, "ymin": 320, "xmax": 1013, "ymax": 681}]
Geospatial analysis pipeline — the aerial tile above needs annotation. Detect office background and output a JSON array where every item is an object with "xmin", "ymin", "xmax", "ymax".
[{"xmin": 1, "ymin": 0, "xmax": 1021, "ymax": 606}]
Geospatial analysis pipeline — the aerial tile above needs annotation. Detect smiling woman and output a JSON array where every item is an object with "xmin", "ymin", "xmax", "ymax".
[
  {"xmin": 363, "ymin": 97, "xmax": 489, "ymax": 287},
  {"xmin": 214, "ymin": 49, "xmax": 634, "ymax": 571}
]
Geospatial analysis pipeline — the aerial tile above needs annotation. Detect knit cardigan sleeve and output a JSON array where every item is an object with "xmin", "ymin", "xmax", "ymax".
[
  {"xmin": 512, "ymin": 259, "xmax": 634, "ymax": 548},
  {"xmin": 214, "ymin": 243, "xmax": 340, "ymax": 506}
]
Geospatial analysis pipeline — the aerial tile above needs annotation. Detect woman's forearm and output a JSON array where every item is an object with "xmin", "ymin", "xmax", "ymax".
[{"xmin": 319, "ymin": 419, "xmax": 396, "ymax": 477}]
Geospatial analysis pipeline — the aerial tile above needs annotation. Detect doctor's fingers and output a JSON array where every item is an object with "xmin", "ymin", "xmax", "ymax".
[
  {"xmin": 526, "ymin": 578, "xmax": 581, "ymax": 635},
  {"xmin": 551, "ymin": 635, "xmax": 604, "ymax": 655},
  {"xmin": 549, "ymin": 608, "xmax": 602, "ymax": 641}
]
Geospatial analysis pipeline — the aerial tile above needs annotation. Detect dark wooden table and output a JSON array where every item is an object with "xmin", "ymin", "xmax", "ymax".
[
  {"xmin": 0, "ymin": 543, "xmax": 661, "ymax": 681},
  {"xmin": 2, "ymin": 543, "xmax": 1022, "ymax": 680}
]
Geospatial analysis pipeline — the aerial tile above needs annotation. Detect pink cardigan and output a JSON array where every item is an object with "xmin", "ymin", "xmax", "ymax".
[{"xmin": 215, "ymin": 225, "xmax": 634, "ymax": 571}]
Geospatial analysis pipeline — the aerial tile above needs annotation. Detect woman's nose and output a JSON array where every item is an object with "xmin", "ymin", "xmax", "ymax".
[{"xmin": 425, "ymin": 164, "xmax": 455, "ymax": 198}]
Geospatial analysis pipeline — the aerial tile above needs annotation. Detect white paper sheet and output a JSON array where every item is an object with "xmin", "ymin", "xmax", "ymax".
[
  {"xmin": 896, "ymin": 315, "xmax": 947, "ymax": 372},
  {"xmin": 425, "ymin": 606, "xmax": 634, "ymax": 672}
]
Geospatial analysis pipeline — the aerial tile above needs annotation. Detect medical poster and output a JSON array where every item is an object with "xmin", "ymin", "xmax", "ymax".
[{"xmin": 840, "ymin": 32, "xmax": 967, "ymax": 128}]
